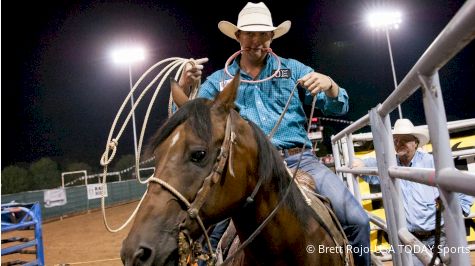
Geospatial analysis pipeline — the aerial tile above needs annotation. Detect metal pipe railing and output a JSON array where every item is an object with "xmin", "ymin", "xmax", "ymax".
[
  {"xmin": 329, "ymin": 2, "xmax": 475, "ymax": 265},
  {"xmin": 332, "ymin": 114, "xmax": 369, "ymax": 144}
]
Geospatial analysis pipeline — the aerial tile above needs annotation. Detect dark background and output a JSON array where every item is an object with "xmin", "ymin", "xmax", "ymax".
[{"xmin": 2, "ymin": 0, "xmax": 474, "ymax": 168}]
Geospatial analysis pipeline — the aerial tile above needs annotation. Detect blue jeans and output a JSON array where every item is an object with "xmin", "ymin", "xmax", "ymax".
[
  {"xmin": 285, "ymin": 150, "xmax": 371, "ymax": 266},
  {"xmin": 209, "ymin": 218, "xmax": 230, "ymax": 253},
  {"xmin": 199, "ymin": 219, "xmax": 230, "ymax": 266}
]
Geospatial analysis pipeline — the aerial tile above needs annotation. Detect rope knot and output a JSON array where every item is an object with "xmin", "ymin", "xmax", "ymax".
[
  {"xmin": 108, "ymin": 138, "xmax": 118, "ymax": 149},
  {"xmin": 188, "ymin": 208, "xmax": 198, "ymax": 219},
  {"xmin": 100, "ymin": 138, "xmax": 119, "ymax": 166}
]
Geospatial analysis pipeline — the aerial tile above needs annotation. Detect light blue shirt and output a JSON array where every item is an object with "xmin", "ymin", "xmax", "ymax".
[
  {"xmin": 198, "ymin": 54, "xmax": 349, "ymax": 149},
  {"xmin": 362, "ymin": 150, "xmax": 474, "ymax": 232}
]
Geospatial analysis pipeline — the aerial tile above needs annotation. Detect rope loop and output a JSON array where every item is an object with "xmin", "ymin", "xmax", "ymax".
[
  {"xmin": 101, "ymin": 57, "xmax": 196, "ymax": 233},
  {"xmin": 224, "ymin": 48, "xmax": 281, "ymax": 83}
]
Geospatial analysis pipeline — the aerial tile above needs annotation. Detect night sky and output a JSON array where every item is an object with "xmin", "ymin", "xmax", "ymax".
[{"xmin": 2, "ymin": 0, "xmax": 475, "ymax": 168}]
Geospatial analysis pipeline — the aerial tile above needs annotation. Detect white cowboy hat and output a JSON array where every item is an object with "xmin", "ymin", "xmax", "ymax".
[
  {"xmin": 218, "ymin": 2, "xmax": 291, "ymax": 40},
  {"xmin": 392, "ymin": 119, "xmax": 430, "ymax": 146}
]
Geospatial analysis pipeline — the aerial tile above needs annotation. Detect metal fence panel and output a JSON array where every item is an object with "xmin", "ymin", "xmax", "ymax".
[{"xmin": 1, "ymin": 180, "xmax": 147, "ymax": 220}]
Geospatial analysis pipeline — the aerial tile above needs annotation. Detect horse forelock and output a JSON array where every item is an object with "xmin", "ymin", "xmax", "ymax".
[{"xmin": 147, "ymin": 98, "xmax": 213, "ymax": 155}]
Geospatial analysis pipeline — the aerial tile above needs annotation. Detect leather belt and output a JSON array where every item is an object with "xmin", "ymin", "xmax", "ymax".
[
  {"xmin": 410, "ymin": 230, "xmax": 436, "ymax": 239},
  {"xmin": 279, "ymin": 147, "xmax": 309, "ymax": 157}
]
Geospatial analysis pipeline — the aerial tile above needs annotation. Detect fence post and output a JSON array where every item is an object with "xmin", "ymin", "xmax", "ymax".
[
  {"xmin": 419, "ymin": 72, "xmax": 470, "ymax": 265},
  {"xmin": 369, "ymin": 106, "xmax": 413, "ymax": 266},
  {"xmin": 331, "ymin": 138, "xmax": 344, "ymax": 181},
  {"xmin": 346, "ymin": 133, "xmax": 362, "ymax": 203}
]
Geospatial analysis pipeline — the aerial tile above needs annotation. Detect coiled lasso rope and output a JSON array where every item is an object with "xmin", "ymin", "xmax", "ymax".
[{"xmin": 99, "ymin": 57, "xmax": 204, "ymax": 232}]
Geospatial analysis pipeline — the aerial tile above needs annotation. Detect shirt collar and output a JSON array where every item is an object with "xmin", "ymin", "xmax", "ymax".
[{"xmin": 397, "ymin": 150, "xmax": 422, "ymax": 167}]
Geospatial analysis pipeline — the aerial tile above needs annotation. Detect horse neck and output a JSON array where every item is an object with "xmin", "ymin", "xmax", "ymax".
[
  {"xmin": 231, "ymin": 180, "xmax": 313, "ymax": 256},
  {"xmin": 225, "ymin": 158, "xmax": 344, "ymax": 264}
]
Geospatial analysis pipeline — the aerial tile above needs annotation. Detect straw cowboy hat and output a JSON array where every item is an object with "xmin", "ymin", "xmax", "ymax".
[
  {"xmin": 218, "ymin": 2, "xmax": 291, "ymax": 40},
  {"xmin": 392, "ymin": 119, "xmax": 430, "ymax": 146}
]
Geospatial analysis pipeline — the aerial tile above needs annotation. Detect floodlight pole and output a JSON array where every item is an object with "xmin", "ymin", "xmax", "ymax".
[
  {"xmin": 128, "ymin": 64, "xmax": 138, "ymax": 160},
  {"xmin": 385, "ymin": 28, "xmax": 403, "ymax": 119}
]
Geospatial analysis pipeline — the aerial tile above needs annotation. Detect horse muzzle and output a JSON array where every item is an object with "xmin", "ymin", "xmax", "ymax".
[{"xmin": 121, "ymin": 232, "xmax": 179, "ymax": 266}]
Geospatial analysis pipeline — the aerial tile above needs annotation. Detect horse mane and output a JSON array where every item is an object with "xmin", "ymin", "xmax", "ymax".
[
  {"xmin": 247, "ymin": 121, "xmax": 312, "ymax": 226},
  {"xmin": 147, "ymin": 98, "xmax": 212, "ymax": 155}
]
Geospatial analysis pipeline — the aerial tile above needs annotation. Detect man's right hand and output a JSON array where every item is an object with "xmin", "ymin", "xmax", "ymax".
[{"xmin": 178, "ymin": 58, "xmax": 209, "ymax": 95}]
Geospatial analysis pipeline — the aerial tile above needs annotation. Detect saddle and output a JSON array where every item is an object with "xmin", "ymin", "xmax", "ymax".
[
  {"xmin": 215, "ymin": 168, "xmax": 352, "ymax": 265},
  {"xmin": 293, "ymin": 169, "xmax": 352, "ymax": 265}
]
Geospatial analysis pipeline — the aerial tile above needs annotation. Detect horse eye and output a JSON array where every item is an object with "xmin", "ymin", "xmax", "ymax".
[{"xmin": 190, "ymin": 150, "xmax": 207, "ymax": 163}]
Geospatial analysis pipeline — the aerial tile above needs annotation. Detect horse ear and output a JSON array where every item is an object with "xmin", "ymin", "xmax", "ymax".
[
  {"xmin": 213, "ymin": 71, "xmax": 240, "ymax": 112},
  {"xmin": 170, "ymin": 78, "xmax": 188, "ymax": 108}
]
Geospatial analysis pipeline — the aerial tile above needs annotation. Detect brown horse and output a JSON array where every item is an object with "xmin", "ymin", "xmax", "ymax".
[{"xmin": 121, "ymin": 73, "xmax": 352, "ymax": 265}]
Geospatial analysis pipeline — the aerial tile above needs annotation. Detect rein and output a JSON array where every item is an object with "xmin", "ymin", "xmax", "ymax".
[
  {"xmin": 221, "ymin": 151, "xmax": 305, "ymax": 265},
  {"xmin": 221, "ymin": 98, "xmax": 321, "ymax": 265},
  {"xmin": 220, "ymin": 49, "xmax": 338, "ymax": 264},
  {"xmin": 429, "ymin": 197, "xmax": 444, "ymax": 266}
]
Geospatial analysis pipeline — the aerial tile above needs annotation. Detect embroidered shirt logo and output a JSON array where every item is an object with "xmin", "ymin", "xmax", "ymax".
[{"xmin": 273, "ymin": 69, "xmax": 291, "ymax": 78}]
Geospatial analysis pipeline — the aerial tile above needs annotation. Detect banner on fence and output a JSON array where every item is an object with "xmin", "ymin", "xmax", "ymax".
[
  {"xmin": 44, "ymin": 188, "xmax": 67, "ymax": 208},
  {"xmin": 87, "ymin": 184, "xmax": 108, "ymax": 199}
]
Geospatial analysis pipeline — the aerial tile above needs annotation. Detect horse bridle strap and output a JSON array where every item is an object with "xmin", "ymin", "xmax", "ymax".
[
  {"xmin": 147, "ymin": 113, "xmax": 235, "ymax": 265},
  {"xmin": 188, "ymin": 114, "xmax": 234, "ymax": 217}
]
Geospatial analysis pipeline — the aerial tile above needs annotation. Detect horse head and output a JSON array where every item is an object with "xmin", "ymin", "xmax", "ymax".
[{"xmin": 121, "ymin": 72, "xmax": 259, "ymax": 265}]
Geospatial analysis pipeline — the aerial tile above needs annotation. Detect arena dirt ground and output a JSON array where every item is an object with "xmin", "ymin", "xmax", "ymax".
[
  {"xmin": 2, "ymin": 201, "xmax": 139, "ymax": 266},
  {"xmin": 2, "ymin": 201, "xmax": 474, "ymax": 265}
]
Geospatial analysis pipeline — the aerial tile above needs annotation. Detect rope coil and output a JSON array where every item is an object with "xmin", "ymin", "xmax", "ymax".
[{"xmin": 100, "ymin": 57, "xmax": 203, "ymax": 233}]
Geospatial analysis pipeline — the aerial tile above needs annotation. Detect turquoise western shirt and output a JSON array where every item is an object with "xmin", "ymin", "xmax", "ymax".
[{"xmin": 198, "ymin": 54, "xmax": 349, "ymax": 149}]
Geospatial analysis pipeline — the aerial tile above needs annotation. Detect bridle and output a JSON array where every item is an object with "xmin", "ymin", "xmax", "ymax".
[{"xmin": 147, "ymin": 112, "xmax": 237, "ymax": 265}]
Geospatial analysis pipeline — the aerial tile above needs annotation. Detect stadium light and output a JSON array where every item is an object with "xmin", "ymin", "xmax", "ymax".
[
  {"xmin": 367, "ymin": 10, "xmax": 403, "ymax": 119},
  {"xmin": 110, "ymin": 44, "xmax": 146, "ymax": 160}
]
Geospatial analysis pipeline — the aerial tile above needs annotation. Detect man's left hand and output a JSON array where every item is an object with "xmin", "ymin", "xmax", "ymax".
[{"xmin": 298, "ymin": 72, "xmax": 338, "ymax": 98}]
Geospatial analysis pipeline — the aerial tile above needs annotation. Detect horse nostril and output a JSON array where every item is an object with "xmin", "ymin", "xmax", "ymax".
[{"xmin": 134, "ymin": 246, "xmax": 153, "ymax": 263}]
